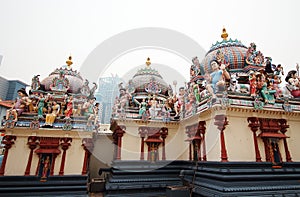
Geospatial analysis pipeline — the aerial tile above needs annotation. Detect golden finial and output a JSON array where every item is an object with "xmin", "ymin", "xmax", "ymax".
[
  {"xmin": 146, "ymin": 57, "xmax": 151, "ymax": 67},
  {"xmin": 66, "ymin": 55, "xmax": 73, "ymax": 68},
  {"xmin": 221, "ymin": 27, "xmax": 228, "ymax": 40}
]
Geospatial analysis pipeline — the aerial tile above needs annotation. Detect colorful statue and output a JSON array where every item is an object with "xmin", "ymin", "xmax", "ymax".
[
  {"xmin": 64, "ymin": 95, "xmax": 73, "ymax": 118},
  {"xmin": 37, "ymin": 93, "xmax": 46, "ymax": 118},
  {"xmin": 174, "ymin": 87, "xmax": 185, "ymax": 117},
  {"xmin": 40, "ymin": 156, "xmax": 51, "ymax": 182},
  {"xmin": 44, "ymin": 101, "xmax": 60, "ymax": 127},
  {"xmin": 205, "ymin": 60, "xmax": 230, "ymax": 100},
  {"xmin": 285, "ymin": 69, "xmax": 300, "ymax": 98},
  {"xmin": 249, "ymin": 71, "xmax": 257, "ymax": 97},
  {"xmin": 192, "ymin": 56, "xmax": 204, "ymax": 76},
  {"xmin": 138, "ymin": 98, "xmax": 148, "ymax": 118},
  {"xmin": 145, "ymin": 77, "xmax": 161, "ymax": 94},
  {"xmin": 6, "ymin": 88, "xmax": 31, "ymax": 122},
  {"xmin": 5, "ymin": 110, "xmax": 16, "ymax": 128},
  {"xmin": 285, "ymin": 70, "xmax": 300, "ymax": 90},
  {"xmin": 192, "ymin": 82, "xmax": 201, "ymax": 103},
  {"xmin": 50, "ymin": 70, "xmax": 70, "ymax": 92},
  {"xmin": 148, "ymin": 95, "xmax": 158, "ymax": 119},
  {"xmin": 82, "ymin": 97, "xmax": 96, "ymax": 117},
  {"xmin": 260, "ymin": 78, "xmax": 276, "ymax": 104},
  {"xmin": 31, "ymin": 75, "xmax": 41, "ymax": 91},
  {"xmin": 245, "ymin": 43, "xmax": 265, "ymax": 66},
  {"xmin": 216, "ymin": 50, "xmax": 229, "ymax": 67}
]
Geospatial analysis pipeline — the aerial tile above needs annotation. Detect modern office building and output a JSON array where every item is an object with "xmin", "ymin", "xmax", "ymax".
[{"xmin": 95, "ymin": 75, "xmax": 123, "ymax": 124}]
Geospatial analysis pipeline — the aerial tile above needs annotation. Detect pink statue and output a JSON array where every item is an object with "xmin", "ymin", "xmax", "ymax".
[{"xmin": 6, "ymin": 88, "xmax": 31, "ymax": 122}]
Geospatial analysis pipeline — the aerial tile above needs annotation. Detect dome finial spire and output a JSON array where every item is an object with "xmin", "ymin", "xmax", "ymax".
[
  {"xmin": 66, "ymin": 55, "xmax": 73, "ymax": 69},
  {"xmin": 221, "ymin": 27, "xmax": 228, "ymax": 41},
  {"xmin": 146, "ymin": 57, "xmax": 151, "ymax": 68}
]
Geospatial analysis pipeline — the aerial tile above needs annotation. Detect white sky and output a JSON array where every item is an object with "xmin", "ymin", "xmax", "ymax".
[{"xmin": 0, "ymin": 0, "xmax": 299, "ymax": 85}]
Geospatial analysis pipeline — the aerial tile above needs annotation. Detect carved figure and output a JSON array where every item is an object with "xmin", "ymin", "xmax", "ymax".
[{"xmin": 6, "ymin": 88, "xmax": 31, "ymax": 122}]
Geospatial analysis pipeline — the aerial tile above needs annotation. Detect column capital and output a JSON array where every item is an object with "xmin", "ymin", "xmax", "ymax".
[
  {"xmin": 214, "ymin": 115, "xmax": 228, "ymax": 131},
  {"xmin": 198, "ymin": 121, "xmax": 206, "ymax": 134},
  {"xmin": 60, "ymin": 137, "xmax": 72, "ymax": 150},
  {"xmin": 160, "ymin": 127, "xmax": 168, "ymax": 139},
  {"xmin": 1, "ymin": 135, "xmax": 17, "ymax": 150},
  {"xmin": 278, "ymin": 119, "xmax": 289, "ymax": 134},
  {"xmin": 27, "ymin": 136, "xmax": 40, "ymax": 150},
  {"xmin": 247, "ymin": 117, "xmax": 260, "ymax": 132}
]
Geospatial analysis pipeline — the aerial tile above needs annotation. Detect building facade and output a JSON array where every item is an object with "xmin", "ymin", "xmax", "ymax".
[
  {"xmin": 95, "ymin": 75, "xmax": 123, "ymax": 124},
  {"xmin": 104, "ymin": 29, "xmax": 300, "ymax": 196}
]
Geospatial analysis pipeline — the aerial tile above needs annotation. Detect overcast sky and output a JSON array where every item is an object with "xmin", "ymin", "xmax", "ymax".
[{"xmin": 0, "ymin": 0, "xmax": 299, "ymax": 86}]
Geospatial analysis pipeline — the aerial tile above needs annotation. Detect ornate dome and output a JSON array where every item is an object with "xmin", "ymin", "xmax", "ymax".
[
  {"xmin": 129, "ymin": 58, "xmax": 170, "ymax": 98},
  {"xmin": 41, "ymin": 57, "xmax": 84, "ymax": 94},
  {"xmin": 200, "ymin": 28, "xmax": 248, "ymax": 74}
]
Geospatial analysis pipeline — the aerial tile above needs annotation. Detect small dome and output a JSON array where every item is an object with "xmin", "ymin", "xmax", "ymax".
[{"xmin": 131, "ymin": 65, "xmax": 169, "ymax": 97}]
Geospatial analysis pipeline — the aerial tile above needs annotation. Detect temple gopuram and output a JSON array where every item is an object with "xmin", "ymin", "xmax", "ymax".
[{"xmin": 1, "ymin": 28, "xmax": 300, "ymax": 196}]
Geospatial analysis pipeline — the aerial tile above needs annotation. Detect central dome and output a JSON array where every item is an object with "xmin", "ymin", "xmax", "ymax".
[{"xmin": 200, "ymin": 28, "xmax": 248, "ymax": 74}]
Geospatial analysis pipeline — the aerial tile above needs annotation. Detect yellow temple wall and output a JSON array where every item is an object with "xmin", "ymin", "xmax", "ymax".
[
  {"xmin": 179, "ymin": 107, "xmax": 300, "ymax": 162},
  {"xmin": 5, "ymin": 135, "xmax": 30, "ymax": 175},
  {"xmin": 284, "ymin": 118, "xmax": 300, "ymax": 161},
  {"xmin": 3, "ymin": 128, "xmax": 92, "ymax": 176}
]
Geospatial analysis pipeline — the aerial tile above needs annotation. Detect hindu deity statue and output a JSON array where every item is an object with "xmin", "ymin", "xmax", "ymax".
[
  {"xmin": 6, "ymin": 88, "xmax": 31, "ymax": 122},
  {"xmin": 50, "ymin": 70, "xmax": 70, "ymax": 92},
  {"xmin": 31, "ymin": 75, "xmax": 41, "ymax": 91},
  {"xmin": 205, "ymin": 60, "xmax": 230, "ymax": 100},
  {"xmin": 145, "ymin": 77, "xmax": 161, "ymax": 95}
]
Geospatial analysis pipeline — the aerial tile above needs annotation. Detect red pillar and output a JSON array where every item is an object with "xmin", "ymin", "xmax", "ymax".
[
  {"xmin": 247, "ymin": 117, "xmax": 262, "ymax": 162},
  {"xmin": 279, "ymin": 119, "xmax": 292, "ymax": 162},
  {"xmin": 25, "ymin": 136, "xmax": 39, "ymax": 175},
  {"xmin": 214, "ymin": 115, "xmax": 228, "ymax": 162},
  {"xmin": 0, "ymin": 135, "xmax": 16, "ymax": 176},
  {"xmin": 160, "ymin": 127, "xmax": 168, "ymax": 160},
  {"xmin": 198, "ymin": 121, "xmax": 206, "ymax": 161},
  {"xmin": 113, "ymin": 125, "xmax": 125, "ymax": 160},
  {"xmin": 115, "ymin": 127, "xmax": 125, "ymax": 160},
  {"xmin": 139, "ymin": 128, "xmax": 147, "ymax": 160},
  {"xmin": 147, "ymin": 145, "xmax": 151, "ymax": 160},
  {"xmin": 59, "ymin": 138, "xmax": 72, "ymax": 176},
  {"xmin": 50, "ymin": 154, "xmax": 57, "ymax": 176},
  {"xmin": 82, "ymin": 138, "xmax": 94, "ymax": 175}
]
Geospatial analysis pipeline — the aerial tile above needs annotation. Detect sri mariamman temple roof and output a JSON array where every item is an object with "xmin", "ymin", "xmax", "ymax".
[
  {"xmin": 2, "ymin": 28, "xmax": 300, "ymax": 197},
  {"xmin": 1, "ymin": 28, "xmax": 299, "ymax": 131}
]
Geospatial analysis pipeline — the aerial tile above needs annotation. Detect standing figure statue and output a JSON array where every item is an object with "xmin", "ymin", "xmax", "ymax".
[
  {"xmin": 64, "ymin": 95, "xmax": 73, "ymax": 118},
  {"xmin": 37, "ymin": 93, "xmax": 47, "ymax": 118},
  {"xmin": 138, "ymin": 98, "xmax": 148, "ymax": 118},
  {"xmin": 31, "ymin": 75, "xmax": 41, "ymax": 91},
  {"xmin": 249, "ymin": 71, "xmax": 257, "ymax": 97},
  {"xmin": 40, "ymin": 156, "xmax": 51, "ymax": 182}
]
